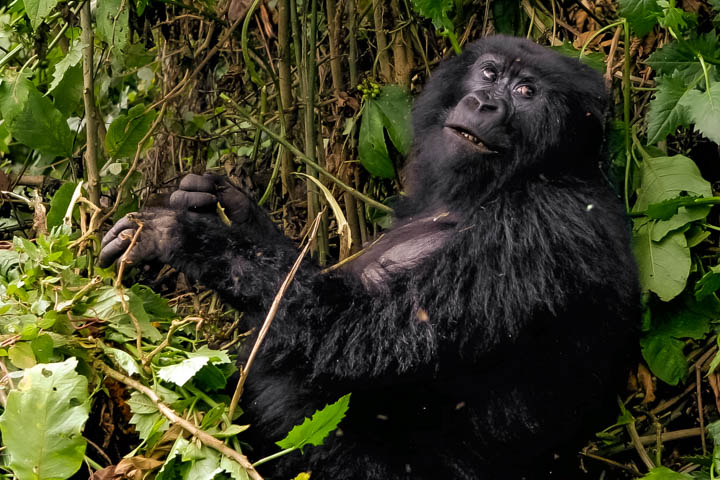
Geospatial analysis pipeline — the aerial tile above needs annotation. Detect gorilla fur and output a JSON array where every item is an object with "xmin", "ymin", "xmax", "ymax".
[{"xmin": 100, "ymin": 36, "xmax": 640, "ymax": 479}]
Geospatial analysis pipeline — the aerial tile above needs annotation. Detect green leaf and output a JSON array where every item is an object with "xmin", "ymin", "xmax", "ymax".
[
  {"xmin": 697, "ymin": 264, "xmax": 720, "ymax": 300},
  {"xmin": 679, "ymin": 81, "xmax": 720, "ymax": 144},
  {"xmin": 31, "ymin": 334, "xmax": 54, "ymax": 363},
  {"xmin": 359, "ymin": 101, "xmax": 394, "ymax": 178},
  {"xmin": 276, "ymin": 393, "xmax": 351, "ymax": 452},
  {"xmin": 0, "ymin": 77, "xmax": 74, "ymax": 157},
  {"xmin": 640, "ymin": 334, "xmax": 687, "ymax": 385},
  {"xmin": 358, "ymin": 86, "xmax": 412, "ymax": 179},
  {"xmin": 157, "ymin": 356, "xmax": 210, "ymax": 387},
  {"xmin": 96, "ymin": 0, "xmax": 129, "ymax": 52},
  {"xmin": 0, "ymin": 358, "xmax": 89, "ymax": 480},
  {"xmin": 24, "ymin": 0, "xmax": 60, "ymax": 30},
  {"xmin": 106, "ymin": 104, "xmax": 158, "ymax": 159},
  {"xmin": 708, "ymin": 419, "xmax": 720, "ymax": 445},
  {"xmin": 645, "ymin": 195, "xmax": 703, "ymax": 220},
  {"xmin": 409, "ymin": 0, "xmax": 454, "ymax": 31},
  {"xmin": 46, "ymin": 182, "xmax": 78, "ymax": 229},
  {"xmin": 619, "ymin": 0, "xmax": 662, "ymax": 37},
  {"xmin": 646, "ymin": 33, "xmax": 719, "ymax": 80},
  {"xmin": 103, "ymin": 346, "xmax": 140, "ymax": 376},
  {"xmin": 647, "ymin": 72, "xmax": 693, "ymax": 145},
  {"xmin": 8, "ymin": 342, "xmax": 36, "ymax": 369},
  {"xmin": 48, "ymin": 39, "xmax": 83, "ymax": 94},
  {"xmin": 632, "ymin": 155, "xmax": 712, "ymax": 241},
  {"xmin": 130, "ymin": 284, "xmax": 176, "ymax": 320},
  {"xmin": 632, "ymin": 221, "xmax": 690, "ymax": 301},
  {"xmin": 639, "ymin": 466, "xmax": 692, "ymax": 479},
  {"xmin": 373, "ymin": 85, "xmax": 413, "ymax": 155}
]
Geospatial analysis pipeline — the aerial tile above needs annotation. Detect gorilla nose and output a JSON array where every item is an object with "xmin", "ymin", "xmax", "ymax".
[{"xmin": 462, "ymin": 92, "xmax": 505, "ymax": 116}]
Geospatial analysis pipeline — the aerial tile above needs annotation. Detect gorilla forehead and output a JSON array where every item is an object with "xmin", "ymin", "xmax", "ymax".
[{"xmin": 463, "ymin": 36, "xmax": 604, "ymax": 95}]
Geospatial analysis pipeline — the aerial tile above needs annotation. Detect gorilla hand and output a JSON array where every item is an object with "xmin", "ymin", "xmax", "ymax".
[
  {"xmin": 169, "ymin": 174, "xmax": 251, "ymax": 225},
  {"xmin": 98, "ymin": 209, "xmax": 177, "ymax": 268}
]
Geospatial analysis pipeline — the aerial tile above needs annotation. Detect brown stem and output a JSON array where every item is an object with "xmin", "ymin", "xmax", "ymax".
[{"xmin": 80, "ymin": 1, "xmax": 100, "ymax": 207}]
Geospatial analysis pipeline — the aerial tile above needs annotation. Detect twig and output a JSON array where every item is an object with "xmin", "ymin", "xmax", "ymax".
[
  {"xmin": 696, "ymin": 365, "xmax": 707, "ymax": 454},
  {"xmin": 627, "ymin": 421, "xmax": 656, "ymax": 471},
  {"xmin": 143, "ymin": 317, "xmax": 199, "ymax": 369},
  {"xmin": 97, "ymin": 361, "xmax": 263, "ymax": 480},
  {"xmin": 581, "ymin": 452, "xmax": 641, "ymax": 477},
  {"xmin": 115, "ymin": 223, "xmax": 146, "ymax": 364},
  {"xmin": 227, "ymin": 212, "xmax": 324, "ymax": 420}
]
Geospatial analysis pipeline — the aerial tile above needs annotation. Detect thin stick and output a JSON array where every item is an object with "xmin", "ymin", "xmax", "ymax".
[
  {"xmin": 627, "ymin": 421, "xmax": 655, "ymax": 471},
  {"xmin": 227, "ymin": 212, "xmax": 324, "ymax": 421},
  {"xmin": 115, "ymin": 223, "xmax": 145, "ymax": 363},
  {"xmin": 97, "ymin": 362, "xmax": 263, "ymax": 480},
  {"xmin": 581, "ymin": 452, "xmax": 641, "ymax": 477},
  {"xmin": 696, "ymin": 365, "xmax": 707, "ymax": 454}
]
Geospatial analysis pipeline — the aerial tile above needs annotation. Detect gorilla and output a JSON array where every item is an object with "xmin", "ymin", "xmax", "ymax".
[{"xmin": 99, "ymin": 36, "xmax": 640, "ymax": 479}]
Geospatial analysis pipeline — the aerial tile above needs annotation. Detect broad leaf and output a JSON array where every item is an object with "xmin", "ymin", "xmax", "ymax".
[
  {"xmin": 48, "ymin": 39, "xmax": 83, "ymax": 94},
  {"xmin": 277, "ymin": 393, "xmax": 351, "ymax": 452},
  {"xmin": 679, "ymin": 81, "xmax": 720, "ymax": 144},
  {"xmin": 373, "ymin": 86, "xmax": 413, "ymax": 155},
  {"xmin": 619, "ymin": 0, "xmax": 662, "ymax": 37},
  {"xmin": 46, "ymin": 182, "xmax": 78, "ymax": 229},
  {"xmin": 0, "ymin": 358, "xmax": 90, "ymax": 480},
  {"xmin": 647, "ymin": 32, "xmax": 719, "ymax": 80},
  {"xmin": 157, "ymin": 356, "xmax": 210, "ymax": 386},
  {"xmin": 24, "ymin": 0, "xmax": 59, "ymax": 30},
  {"xmin": 106, "ymin": 104, "xmax": 158, "ymax": 159},
  {"xmin": 640, "ymin": 335, "xmax": 687, "ymax": 385},
  {"xmin": 632, "ymin": 221, "xmax": 690, "ymax": 301},
  {"xmin": 359, "ymin": 101, "xmax": 394, "ymax": 178},
  {"xmin": 358, "ymin": 86, "xmax": 412, "ymax": 178},
  {"xmin": 633, "ymin": 155, "xmax": 712, "ymax": 241},
  {"xmin": 0, "ymin": 77, "xmax": 74, "ymax": 157},
  {"xmin": 645, "ymin": 195, "xmax": 702, "ymax": 220},
  {"xmin": 96, "ymin": 0, "xmax": 129, "ymax": 52},
  {"xmin": 647, "ymin": 72, "xmax": 693, "ymax": 145}
]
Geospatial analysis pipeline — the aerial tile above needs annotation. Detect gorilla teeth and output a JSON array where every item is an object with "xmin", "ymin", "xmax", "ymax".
[{"xmin": 461, "ymin": 131, "xmax": 480, "ymax": 144}]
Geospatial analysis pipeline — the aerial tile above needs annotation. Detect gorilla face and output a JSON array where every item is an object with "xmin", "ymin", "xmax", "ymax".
[{"xmin": 408, "ymin": 36, "xmax": 609, "ymax": 204}]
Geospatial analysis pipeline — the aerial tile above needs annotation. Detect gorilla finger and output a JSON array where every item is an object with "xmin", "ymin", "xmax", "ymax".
[
  {"xmin": 169, "ymin": 190, "xmax": 218, "ymax": 211},
  {"xmin": 98, "ymin": 229, "xmax": 135, "ymax": 268},
  {"xmin": 101, "ymin": 216, "xmax": 140, "ymax": 249},
  {"xmin": 178, "ymin": 173, "xmax": 221, "ymax": 193}
]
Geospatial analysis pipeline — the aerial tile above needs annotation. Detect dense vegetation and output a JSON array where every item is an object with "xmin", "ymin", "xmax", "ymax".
[{"xmin": 1, "ymin": 0, "xmax": 720, "ymax": 478}]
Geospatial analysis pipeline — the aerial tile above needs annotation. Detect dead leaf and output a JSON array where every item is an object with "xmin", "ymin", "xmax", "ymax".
[
  {"xmin": 638, "ymin": 364, "xmax": 656, "ymax": 404},
  {"xmin": 707, "ymin": 372, "xmax": 720, "ymax": 414}
]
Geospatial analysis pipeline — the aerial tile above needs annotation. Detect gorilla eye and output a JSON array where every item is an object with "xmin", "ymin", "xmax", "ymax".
[
  {"xmin": 515, "ymin": 85, "xmax": 535, "ymax": 98},
  {"xmin": 481, "ymin": 67, "xmax": 497, "ymax": 82}
]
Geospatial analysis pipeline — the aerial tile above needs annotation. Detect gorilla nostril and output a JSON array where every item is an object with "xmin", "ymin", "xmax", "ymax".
[{"xmin": 479, "ymin": 102, "xmax": 499, "ymax": 112}]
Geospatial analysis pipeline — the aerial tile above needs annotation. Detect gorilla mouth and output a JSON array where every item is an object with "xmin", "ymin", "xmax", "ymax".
[{"xmin": 445, "ymin": 126, "xmax": 498, "ymax": 154}]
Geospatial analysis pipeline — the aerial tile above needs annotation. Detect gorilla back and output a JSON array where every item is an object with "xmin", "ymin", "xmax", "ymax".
[{"xmin": 99, "ymin": 36, "xmax": 639, "ymax": 479}]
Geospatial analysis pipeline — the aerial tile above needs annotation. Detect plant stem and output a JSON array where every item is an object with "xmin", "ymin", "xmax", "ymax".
[
  {"xmin": 622, "ymin": 19, "xmax": 632, "ymax": 214},
  {"xmin": 80, "ymin": 1, "xmax": 100, "ymax": 207},
  {"xmin": 252, "ymin": 447, "xmax": 297, "ymax": 467}
]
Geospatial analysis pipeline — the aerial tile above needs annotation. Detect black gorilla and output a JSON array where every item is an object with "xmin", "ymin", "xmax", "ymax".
[{"xmin": 100, "ymin": 36, "xmax": 639, "ymax": 479}]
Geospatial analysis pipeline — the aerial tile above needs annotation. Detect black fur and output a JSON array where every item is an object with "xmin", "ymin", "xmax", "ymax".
[{"xmin": 101, "ymin": 36, "xmax": 639, "ymax": 479}]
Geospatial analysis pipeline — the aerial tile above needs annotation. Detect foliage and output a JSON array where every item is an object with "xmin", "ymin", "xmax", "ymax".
[{"xmin": 0, "ymin": 226, "xmax": 348, "ymax": 478}]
